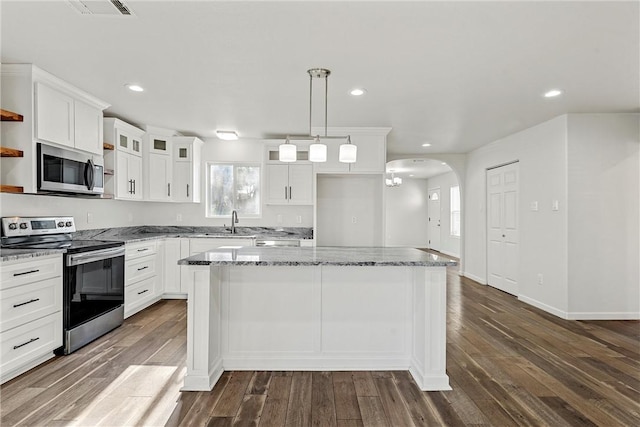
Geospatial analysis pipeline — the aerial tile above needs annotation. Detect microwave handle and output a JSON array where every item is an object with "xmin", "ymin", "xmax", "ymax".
[{"xmin": 85, "ymin": 159, "xmax": 95, "ymax": 190}]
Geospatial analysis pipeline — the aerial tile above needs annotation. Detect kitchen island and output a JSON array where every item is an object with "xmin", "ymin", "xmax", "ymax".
[{"xmin": 178, "ymin": 246, "xmax": 456, "ymax": 392}]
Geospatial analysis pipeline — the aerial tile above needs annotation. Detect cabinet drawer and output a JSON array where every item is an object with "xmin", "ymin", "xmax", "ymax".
[
  {"xmin": 126, "ymin": 241, "xmax": 157, "ymax": 260},
  {"xmin": 0, "ymin": 277, "xmax": 62, "ymax": 333},
  {"xmin": 0, "ymin": 312, "xmax": 62, "ymax": 377},
  {"xmin": 1, "ymin": 255, "xmax": 62, "ymax": 290},
  {"xmin": 125, "ymin": 276, "xmax": 155, "ymax": 311},
  {"xmin": 126, "ymin": 255, "xmax": 156, "ymax": 286}
]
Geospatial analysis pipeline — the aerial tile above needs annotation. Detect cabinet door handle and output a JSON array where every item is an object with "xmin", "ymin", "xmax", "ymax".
[
  {"xmin": 138, "ymin": 289, "xmax": 149, "ymax": 295},
  {"xmin": 13, "ymin": 298, "xmax": 40, "ymax": 308},
  {"xmin": 137, "ymin": 266, "xmax": 149, "ymax": 271},
  {"xmin": 137, "ymin": 248, "xmax": 149, "ymax": 252},
  {"xmin": 289, "ymin": 186, "xmax": 292, "ymax": 200},
  {"xmin": 128, "ymin": 179, "xmax": 133, "ymax": 194},
  {"xmin": 13, "ymin": 269, "xmax": 40, "ymax": 277},
  {"xmin": 13, "ymin": 337, "xmax": 39, "ymax": 350},
  {"xmin": 168, "ymin": 183, "xmax": 171, "ymax": 197},
  {"xmin": 186, "ymin": 184, "xmax": 189, "ymax": 198},
  {"xmin": 285, "ymin": 186, "xmax": 288, "ymax": 200},
  {"xmin": 133, "ymin": 179, "xmax": 136, "ymax": 194}
]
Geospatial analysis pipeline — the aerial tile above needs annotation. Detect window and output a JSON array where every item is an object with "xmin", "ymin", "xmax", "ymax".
[
  {"xmin": 450, "ymin": 186, "xmax": 460, "ymax": 237},
  {"xmin": 207, "ymin": 163, "xmax": 261, "ymax": 217}
]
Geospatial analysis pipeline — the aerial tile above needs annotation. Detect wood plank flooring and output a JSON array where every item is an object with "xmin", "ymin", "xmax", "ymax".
[{"xmin": 1, "ymin": 264, "xmax": 638, "ymax": 426}]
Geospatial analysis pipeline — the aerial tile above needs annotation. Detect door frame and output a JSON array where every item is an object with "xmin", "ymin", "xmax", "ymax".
[
  {"xmin": 485, "ymin": 160, "xmax": 519, "ymax": 293},
  {"xmin": 427, "ymin": 186, "xmax": 441, "ymax": 251}
]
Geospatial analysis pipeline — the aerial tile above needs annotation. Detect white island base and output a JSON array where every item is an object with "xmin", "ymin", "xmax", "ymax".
[{"xmin": 181, "ymin": 263, "xmax": 451, "ymax": 392}]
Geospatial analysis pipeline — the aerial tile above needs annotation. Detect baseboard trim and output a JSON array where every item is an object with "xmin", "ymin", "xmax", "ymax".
[
  {"xmin": 461, "ymin": 272, "xmax": 486, "ymax": 285},
  {"xmin": 518, "ymin": 295, "xmax": 568, "ymax": 319},
  {"xmin": 565, "ymin": 311, "xmax": 640, "ymax": 320}
]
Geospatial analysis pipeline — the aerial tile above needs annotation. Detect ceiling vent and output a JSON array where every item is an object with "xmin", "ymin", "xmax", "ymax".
[{"xmin": 67, "ymin": 0, "xmax": 134, "ymax": 16}]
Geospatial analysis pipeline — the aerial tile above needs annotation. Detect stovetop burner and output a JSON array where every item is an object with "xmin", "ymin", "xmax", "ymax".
[{"xmin": 1, "ymin": 216, "xmax": 123, "ymax": 253}]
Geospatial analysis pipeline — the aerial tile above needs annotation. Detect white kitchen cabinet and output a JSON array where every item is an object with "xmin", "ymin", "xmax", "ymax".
[
  {"xmin": 162, "ymin": 238, "xmax": 185, "ymax": 298},
  {"xmin": 0, "ymin": 254, "xmax": 63, "ymax": 385},
  {"xmin": 73, "ymin": 99, "xmax": 104, "ymax": 155},
  {"xmin": 1, "ymin": 64, "xmax": 110, "ymax": 193},
  {"xmin": 104, "ymin": 118, "xmax": 145, "ymax": 200},
  {"xmin": 34, "ymin": 82, "xmax": 105, "ymax": 156},
  {"xmin": 124, "ymin": 240, "xmax": 161, "ymax": 318},
  {"xmin": 143, "ymin": 129, "xmax": 175, "ymax": 202},
  {"xmin": 266, "ymin": 163, "xmax": 313, "ymax": 205},
  {"xmin": 172, "ymin": 137, "xmax": 203, "ymax": 203},
  {"xmin": 148, "ymin": 154, "xmax": 172, "ymax": 201},
  {"xmin": 34, "ymin": 82, "xmax": 74, "ymax": 148}
]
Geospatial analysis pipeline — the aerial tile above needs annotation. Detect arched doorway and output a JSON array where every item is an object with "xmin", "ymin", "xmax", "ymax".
[{"xmin": 384, "ymin": 155, "xmax": 466, "ymax": 272}]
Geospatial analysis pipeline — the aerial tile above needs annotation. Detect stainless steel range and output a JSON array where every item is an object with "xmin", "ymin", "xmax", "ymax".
[{"xmin": 1, "ymin": 216, "xmax": 125, "ymax": 354}]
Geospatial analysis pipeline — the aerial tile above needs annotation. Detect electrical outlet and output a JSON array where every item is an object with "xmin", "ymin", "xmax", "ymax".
[
  {"xmin": 277, "ymin": 214, "xmax": 283, "ymax": 224},
  {"xmin": 552, "ymin": 200, "xmax": 559, "ymax": 211},
  {"xmin": 176, "ymin": 214, "xmax": 183, "ymax": 222},
  {"xmin": 530, "ymin": 201, "xmax": 538, "ymax": 211},
  {"xmin": 537, "ymin": 274, "xmax": 543, "ymax": 285},
  {"xmin": 296, "ymin": 215, "xmax": 302, "ymax": 224},
  {"xmin": 352, "ymin": 216, "xmax": 357, "ymax": 224},
  {"xmin": 87, "ymin": 212, "xmax": 93, "ymax": 223}
]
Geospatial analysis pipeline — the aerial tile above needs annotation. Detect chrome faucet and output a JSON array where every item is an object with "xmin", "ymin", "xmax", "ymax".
[{"xmin": 231, "ymin": 210, "xmax": 239, "ymax": 234}]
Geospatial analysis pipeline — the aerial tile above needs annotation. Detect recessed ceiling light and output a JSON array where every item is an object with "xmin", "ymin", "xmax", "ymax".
[
  {"xmin": 422, "ymin": 143, "xmax": 432, "ymax": 147},
  {"xmin": 441, "ymin": 162, "xmax": 447, "ymax": 165},
  {"xmin": 350, "ymin": 88, "xmax": 366, "ymax": 96},
  {"xmin": 543, "ymin": 89, "xmax": 563, "ymax": 98},
  {"xmin": 216, "ymin": 130, "xmax": 239, "ymax": 140},
  {"xmin": 409, "ymin": 174, "xmax": 414, "ymax": 177},
  {"xmin": 126, "ymin": 84, "xmax": 144, "ymax": 92}
]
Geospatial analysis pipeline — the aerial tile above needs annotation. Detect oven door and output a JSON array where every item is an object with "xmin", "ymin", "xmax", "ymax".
[
  {"xmin": 65, "ymin": 247, "xmax": 125, "ymax": 330},
  {"xmin": 38, "ymin": 143, "xmax": 104, "ymax": 195}
]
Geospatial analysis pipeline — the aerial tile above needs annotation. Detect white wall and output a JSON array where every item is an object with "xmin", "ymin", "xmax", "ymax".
[
  {"xmin": 464, "ymin": 115, "xmax": 569, "ymax": 314},
  {"xmin": 566, "ymin": 114, "xmax": 639, "ymax": 318},
  {"xmin": 426, "ymin": 172, "xmax": 461, "ymax": 258},
  {"xmin": 316, "ymin": 175, "xmax": 383, "ymax": 246},
  {"xmin": 384, "ymin": 178, "xmax": 429, "ymax": 248},
  {"xmin": 464, "ymin": 113, "xmax": 639, "ymax": 319},
  {"xmin": 0, "ymin": 138, "xmax": 313, "ymax": 229}
]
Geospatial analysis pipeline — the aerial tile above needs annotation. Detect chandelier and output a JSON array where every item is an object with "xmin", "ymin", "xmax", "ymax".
[
  {"xmin": 385, "ymin": 172, "xmax": 402, "ymax": 187},
  {"xmin": 279, "ymin": 68, "xmax": 356, "ymax": 163}
]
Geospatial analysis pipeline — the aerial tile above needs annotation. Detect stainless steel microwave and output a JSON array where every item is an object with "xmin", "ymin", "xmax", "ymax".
[{"xmin": 37, "ymin": 143, "xmax": 104, "ymax": 195}]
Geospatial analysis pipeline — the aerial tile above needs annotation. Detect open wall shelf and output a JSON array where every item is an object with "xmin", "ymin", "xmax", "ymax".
[
  {"xmin": 0, "ymin": 109, "xmax": 24, "ymax": 122},
  {"xmin": 0, "ymin": 146, "xmax": 24, "ymax": 157}
]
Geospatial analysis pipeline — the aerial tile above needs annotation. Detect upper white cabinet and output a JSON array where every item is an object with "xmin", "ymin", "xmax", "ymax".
[
  {"xmin": 313, "ymin": 127, "xmax": 390, "ymax": 174},
  {"xmin": 1, "ymin": 64, "xmax": 110, "ymax": 193},
  {"xmin": 265, "ymin": 143, "xmax": 313, "ymax": 205},
  {"xmin": 34, "ymin": 83, "xmax": 74, "ymax": 148},
  {"xmin": 104, "ymin": 118, "xmax": 145, "ymax": 200},
  {"xmin": 266, "ymin": 164, "xmax": 313, "ymax": 205},
  {"xmin": 172, "ymin": 137, "xmax": 203, "ymax": 203},
  {"xmin": 143, "ymin": 127, "xmax": 175, "ymax": 202}
]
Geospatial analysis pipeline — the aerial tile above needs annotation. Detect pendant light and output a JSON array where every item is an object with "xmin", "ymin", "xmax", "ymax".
[
  {"xmin": 279, "ymin": 138, "xmax": 297, "ymax": 162},
  {"xmin": 280, "ymin": 68, "xmax": 354, "ymax": 163},
  {"xmin": 339, "ymin": 136, "xmax": 357, "ymax": 163}
]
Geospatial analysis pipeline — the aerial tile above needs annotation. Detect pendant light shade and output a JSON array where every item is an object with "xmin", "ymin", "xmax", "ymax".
[
  {"xmin": 279, "ymin": 140, "xmax": 297, "ymax": 162},
  {"xmin": 339, "ymin": 137, "xmax": 357, "ymax": 163},
  {"xmin": 309, "ymin": 136, "xmax": 327, "ymax": 162}
]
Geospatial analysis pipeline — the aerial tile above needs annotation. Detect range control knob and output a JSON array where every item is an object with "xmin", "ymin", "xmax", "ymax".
[
  {"xmin": 19, "ymin": 223, "xmax": 28, "ymax": 229},
  {"xmin": 65, "ymin": 221, "xmax": 73, "ymax": 227},
  {"xmin": 8, "ymin": 223, "xmax": 17, "ymax": 230},
  {"xmin": 58, "ymin": 221, "xmax": 65, "ymax": 227}
]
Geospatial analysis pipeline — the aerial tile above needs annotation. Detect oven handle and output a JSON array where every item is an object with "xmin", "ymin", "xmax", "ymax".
[{"xmin": 66, "ymin": 246, "xmax": 125, "ymax": 266}]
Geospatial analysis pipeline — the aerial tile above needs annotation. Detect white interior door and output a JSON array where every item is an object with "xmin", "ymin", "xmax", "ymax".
[
  {"xmin": 428, "ymin": 188, "xmax": 441, "ymax": 251},
  {"xmin": 487, "ymin": 162, "xmax": 519, "ymax": 296}
]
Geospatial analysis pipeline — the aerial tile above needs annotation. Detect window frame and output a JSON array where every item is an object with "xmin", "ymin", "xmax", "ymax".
[
  {"xmin": 450, "ymin": 185, "xmax": 461, "ymax": 237},
  {"xmin": 205, "ymin": 162, "xmax": 262, "ymax": 218}
]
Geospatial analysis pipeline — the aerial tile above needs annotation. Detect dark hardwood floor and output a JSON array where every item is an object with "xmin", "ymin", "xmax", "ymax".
[{"xmin": 1, "ymin": 265, "xmax": 638, "ymax": 426}]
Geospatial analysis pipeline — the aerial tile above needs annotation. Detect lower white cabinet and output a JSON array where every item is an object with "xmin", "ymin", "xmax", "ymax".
[
  {"xmin": 0, "ymin": 254, "xmax": 63, "ymax": 384},
  {"xmin": 162, "ymin": 238, "xmax": 185, "ymax": 298},
  {"xmin": 124, "ymin": 240, "xmax": 161, "ymax": 318}
]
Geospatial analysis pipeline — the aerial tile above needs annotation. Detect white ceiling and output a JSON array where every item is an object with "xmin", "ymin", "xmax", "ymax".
[{"xmin": 1, "ymin": 0, "xmax": 638, "ymax": 157}]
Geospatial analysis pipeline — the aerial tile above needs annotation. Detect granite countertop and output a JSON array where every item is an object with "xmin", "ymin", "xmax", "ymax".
[
  {"xmin": 0, "ymin": 248, "xmax": 66, "ymax": 262},
  {"xmin": 1, "ymin": 226, "xmax": 313, "ymax": 262},
  {"xmin": 178, "ymin": 246, "xmax": 458, "ymax": 267}
]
